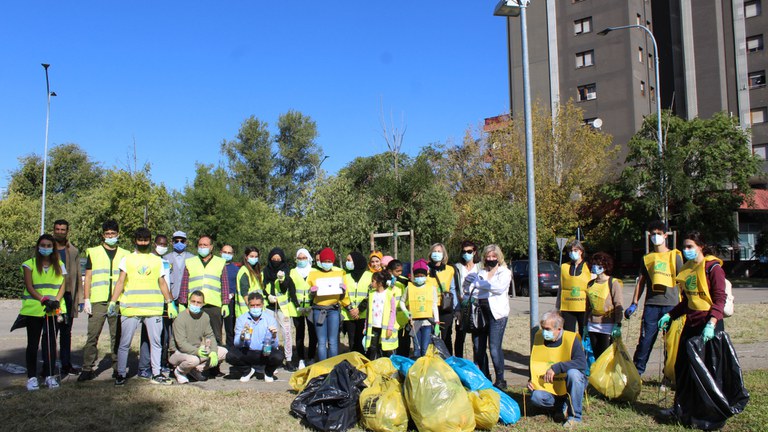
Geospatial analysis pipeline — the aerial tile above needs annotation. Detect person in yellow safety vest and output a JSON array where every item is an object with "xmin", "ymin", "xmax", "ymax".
[
  {"xmin": 399, "ymin": 259, "xmax": 439, "ymax": 358},
  {"xmin": 178, "ymin": 235, "xmax": 231, "ymax": 350},
  {"xmin": 658, "ymin": 231, "xmax": 728, "ymax": 421},
  {"xmin": 308, "ymin": 247, "xmax": 353, "ymax": 361},
  {"xmin": 557, "ymin": 240, "xmax": 592, "ymax": 334},
  {"xmin": 291, "ymin": 248, "xmax": 317, "ymax": 368},
  {"xmin": 342, "ymin": 251, "xmax": 371, "ymax": 355},
  {"xmin": 108, "ymin": 227, "xmax": 177, "ymax": 386},
  {"xmin": 585, "ymin": 252, "xmax": 624, "ymax": 359},
  {"xmin": 16, "ymin": 234, "xmax": 67, "ymax": 391},
  {"xmin": 427, "ymin": 243, "xmax": 457, "ymax": 355},
  {"xmin": 626, "ymin": 220, "xmax": 683, "ymax": 375},
  {"xmin": 263, "ymin": 247, "xmax": 299, "ymax": 372},
  {"xmin": 78, "ymin": 219, "xmax": 130, "ymax": 382},
  {"xmin": 528, "ymin": 310, "xmax": 588, "ymax": 429},
  {"xmin": 235, "ymin": 246, "xmax": 264, "ymax": 318},
  {"xmin": 387, "ymin": 259, "xmax": 411, "ymax": 357},
  {"xmin": 364, "ymin": 269, "xmax": 399, "ymax": 359}
]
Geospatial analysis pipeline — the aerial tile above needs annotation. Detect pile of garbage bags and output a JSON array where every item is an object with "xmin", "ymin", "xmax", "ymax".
[{"xmin": 290, "ymin": 344, "xmax": 520, "ymax": 432}]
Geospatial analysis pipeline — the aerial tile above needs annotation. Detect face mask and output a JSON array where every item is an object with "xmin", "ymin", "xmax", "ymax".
[
  {"xmin": 651, "ymin": 234, "xmax": 665, "ymax": 246},
  {"xmin": 462, "ymin": 252, "xmax": 474, "ymax": 263},
  {"xmin": 247, "ymin": 257, "xmax": 259, "ymax": 266},
  {"xmin": 345, "ymin": 261, "xmax": 355, "ymax": 271},
  {"xmin": 297, "ymin": 259, "xmax": 309, "ymax": 268},
  {"xmin": 569, "ymin": 251, "xmax": 581, "ymax": 262},
  {"xmin": 485, "ymin": 259, "xmax": 498, "ymax": 268},
  {"xmin": 591, "ymin": 265, "xmax": 604, "ymax": 276},
  {"xmin": 136, "ymin": 244, "xmax": 151, "ymax": 253},
  {"xmin": 221, "ymin": 253, "xmax": 234, "ymax": 262},
  {"xmin": 542, "ymin": 329, "xmax": 555, "ymax": 341},
  {"xmin": 683, "ymin": 249, "xmax": 698, "ymax": 260},
  {"xmin": 173, "ymin": 242, "xmax": 186, "ymax": 253},
  {"xmin": 320, "ymin": 262, "xmax": 333, "ymax": 271},
  {"xmin": 188, "ymin": 304, "xmax": 202, "ymax": 314},
  {"xmin": 104, "ymin": 237, "xmax": 119, "ymax": 246},
  {"xmin": 270, "ymin": 260, "xmax": 282, "ymax": 269},
  {"xmin": 430, "ymin": 252, "xmax": 443, "ymax": 262},
  {"xmin": 155, "ymin": 246, "xmax": 168, "ymax": 255},
  {"xmin": 38, "ymin": 247, "xmax": 54, "ymax": 256},
  {"xmin": 198, "ymin": 247, "xmax": 210, "ymax": 258},
  {"xmin": 249, "ymin": 307, "xmax": 262, "ymax": 318},
  {"xmin": 414, "ymin": 276, "xmax": 427, "ymax": 286}
]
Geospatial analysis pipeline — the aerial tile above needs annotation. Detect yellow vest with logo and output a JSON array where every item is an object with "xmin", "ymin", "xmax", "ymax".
[
  {"xmin": 530, "ymin": 330, "xmax": 578, "ymax": 396},
  {"xmin": 120, "ymin": 253, "xmax": 164, "ymax": 317},
  {"xmin": 186, "ymin": 255, "xmax": 226, "ymax": 307},
  {"xmin": 676, "ymin": 255, "xmax": 722, "ymax": 312},
  {"xmin": 20, "ymin": 258, "xmax": 67, "ymax": 317},
  {"xmin": 408, "ymin": 280, "xmax": 436, "ymax": 319},
  {"xmin": 272, "ymin": 278, "xmax": 299, "ymax": 318},
  {"xmin": 429, "ymin": 266, "xmax": 455, "ymax": 307},
  {"xmin": 560, "ymin": 262, "xmax": 591, "ymax": 312},
  {"xmin": 235, "ymin": 266, "xmax": 264, "ymax": 317},
  {"xmin": 87, "ymin": 246, "xmax": 130, "ymax": 303},
  {"xmin": 393, "ymin": 280, "xmax": 410, "ymax": 327},
  {"xmin": 365, "ymin": 289, "xmax": 399, "ymax": 351},
  {"xmin": 290, "ymin": 268, "xmax": 313, "ymax": 310},
  {"xmin": 644, "ymin": 250, "xmax": 682, "ymax": 293},
  {"xmin": 342, "ymin": 271, "xmax": 372, "ymax": 321},
  {"xmin": 586, "ymin": 278, "xmax": 622, "ymax": 317}
]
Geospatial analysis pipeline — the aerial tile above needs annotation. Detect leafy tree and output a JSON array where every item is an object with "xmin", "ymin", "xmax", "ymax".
[
  {"xmin": 220, "ymin": 116, "xmax": 273, "ymax": 200},
  {"xmin": 180, "ymin": 164, "xmax": 247, "ymax": 243},
  {"xmin": 273, "ymin": 110, "xmax": 323, "ymax": 215}
]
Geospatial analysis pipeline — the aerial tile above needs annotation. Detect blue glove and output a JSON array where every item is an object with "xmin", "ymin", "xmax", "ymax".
[
  {"xmin": 107, "ymin": 301, "xmax": 118, "ymax": 317},
  {"xmin": 611, "ymin": 324, "xmax": 622, "ymax": 338},
  {"xmin": 464, "ymin": 273, "xmax": 478, "ymax": 284},
  {"xmin": 657, "ymin": 314, "xmax": 671, "ymax": 331},
  {"xmin": 624, "ymin": 303, "xmax": 637, "ymax": 319},
  {"xmin": 702, "ymin": 322, "xmax": 715, "ymax": 343}
]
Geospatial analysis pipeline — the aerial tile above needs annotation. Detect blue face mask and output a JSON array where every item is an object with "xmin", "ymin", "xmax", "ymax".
[
  {"xmin": 247, "ymin": 257, "xmax": 259, "ymax": 266},
  {"xmin": 221, "ymin": 253, "xmax": 233, "ymax": 262},
  {"xmin": 249, "ymin": 307, "xmax": 262, "ymax": 318},
  {"xmin": 591, "ymin": 265, "xmax": 604, "ymax": 276},
  {"xmin": 414, "ymin": 276, "xmax": 427, "ymax": 286},
  {"xmin": 198, "ymin": 247, "xmax": 211, "ymax": 258},
  {"xmin": 173, "ymin": 242, "xmax": 186, "ymax": 253},
  {"xmin": 542, "ymin": 329, "xmax": 556, "ymax": 341},
  {"xmin": 683, "ymin": 249, "xmax": 698, "ymax": 260},
  {"xmin": 104, "ymin": 237, "xmax": 119, "ymax": 246},
  {"xmin": 462, "ymin": 252, "xmax": 474, "ymax": 263},
  {"xmin": 320, "ymin": 262, "xmax": 333, "ymax": 271},
  {"xmin": 569, "ymin": 251, "xmax": 581, "ymax": 262},
  {"xmin": 38, "ymin": 247, "xmax": 54, "ymax": 257},
  {"xmin": 345, "ymin": 261, "xmax": 354, "ymax": 271},
  {"xmin": 430, "ymin": 252, "xmax": 443, "ymax": 262},
  {"xmin": 188, "ymin": 304, "xmax": 202, "ymax": 314},
  {"xmin": 296, "ymin": 259, "xmax": 309, "ymax": 268}
]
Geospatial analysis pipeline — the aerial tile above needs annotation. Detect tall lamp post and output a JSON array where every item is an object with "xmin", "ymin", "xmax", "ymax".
[
  {"xmin": 40, "ymin": 63, "xmax": 57, "ymax": 235},
  {"xmin": 494, "ymin": 0, "xmax": 539, "ymax": 342},
  {"xmin": 598, "ymin": 25, "xmax": 666, "ymax": 226},
  {"xmin": 312, "ymin": 155, "xmax": 329, "ymax": 180}
]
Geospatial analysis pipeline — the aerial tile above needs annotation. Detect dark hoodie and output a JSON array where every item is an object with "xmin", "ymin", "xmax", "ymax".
[
  {"xmin": 262, "ymin": 248, "xmax": 298, "ymax": 310},
  {"xmin": 347, "ymin": 251, "xmax": 368, "ymax": 282}
]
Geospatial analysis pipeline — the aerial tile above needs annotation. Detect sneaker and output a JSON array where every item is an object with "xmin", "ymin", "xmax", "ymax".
[
  {"xmin": 115, "ymin": 375, "xmax": 127, "ymax": 386},
  {"xmin": 283, "ymin": 362, "xmax": 297, "ymax": 372},
  {"xmin": 161, "ymin": 366, "xmax": 171, "ymax": 374},
  {"xmin": 298, "ymin": 360, "xmax": 306, "ymax": 370},
  {"xmin": 188, "ymin": 369, "xmax": 208, "ymax": 382},
  {"xmin": 174, "ymin": 368, "xmax": 189, "ymax": 384},
  {"xmin": 137, "ymin": 370, "xmax": 152, "ymax": 380},
  {"xmin": 562, "ymin": 418, "xmax": 581, "ymax": 429},
  {"xmin": 45, "ymin": 376, "xmax": 60, "ymax": 389},
  {"xmin": 151, "ymin": 375, "xmax": 173, "ymax": 385},
  {"xmin": 27, "ymin": 377, "xmax": 40, "ymax": 391},
  {"xmin": 494, "ymin": 380, "xmax": 508, "ymax": 390},
  {"xmin": 77, "ymin": 370, "xmax": 95, "ymax": 382},
  {"xmin": 264, "ymin": 374, "xmax": 275, "ymax": 383},
  {"xmin": 240, "ymin": 368, "xmax": 256, "ymax": 383}
]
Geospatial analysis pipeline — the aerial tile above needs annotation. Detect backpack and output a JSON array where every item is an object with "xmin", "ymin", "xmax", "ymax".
[{"xmin": 707, "ymin": 263, "xmax": 734, "ymax": 317}]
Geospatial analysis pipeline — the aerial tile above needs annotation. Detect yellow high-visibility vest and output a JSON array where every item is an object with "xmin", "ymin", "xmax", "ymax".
[
  {"xmin": 365, "ymin": 289, "xmax": 399, "ymax": 351},
  {"xmin": 120, "ymin": 253, "xmax": 164, "ymax": 317},
  {"xmin": 530, "ymin": 330, "xmax": 578, "ymax": 396},
  {"xmin": 408, "ymin": 281, "xmax": 436, "ymax": 320},
  {"xmin": 87, "ymin": 246, "xmax": 130, "ymax": 303},
  {"xmin": 644, "ymin": 250, "xmax": 682, "ymax": 293},
  {"xmin": 235, "ymin": 266, "xmax": 264, "ymax": 317},
  {"xmin": 186, "ymin": 256, "xmax": 226, "ymax": 307},
  {"xmin": 676, "ymin": 255, "xmax": 722, "ymax": 312},
  {"xmin": 342, "ymin": 271, "xmax": 372, "ymax": 321},
  {"xmin": 560, "ymin": 263, "xmax": 592, "ymax": 312},
  {"xmin": 20, "ymin": 258, "xmax": 67, "ymax": 317}
]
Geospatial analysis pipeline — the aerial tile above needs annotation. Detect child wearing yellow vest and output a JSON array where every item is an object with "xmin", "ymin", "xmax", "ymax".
[
  {"xmin": 399, "ymin": 259, "xmax": 439, "ymax": 358},
  {"xmin": 364, "ymin": 270, "xmax": 399, "ymax": 359}
]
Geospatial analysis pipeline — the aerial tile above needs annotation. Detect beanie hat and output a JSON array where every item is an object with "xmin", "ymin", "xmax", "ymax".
[
  {"xmin": 381, "ymin": 255, "xmax": 394, "ymax": 267},
  {"xmin": 412, "ymin": 258, "xmax": 429, "ymax": 274},
  {"xmin": 319, "ymin": 247, "xmax": 336, "ymax": 263}
]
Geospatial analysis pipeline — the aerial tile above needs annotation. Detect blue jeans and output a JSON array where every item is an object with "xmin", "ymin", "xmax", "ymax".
[
  {"xmin": 632, "ymin": 304, "xmax": 673, "ymax": 375},
  {"xmin": 472, "ymin": 300, "xmax": 508, "ymax": 384},
  {"xmin": 313, "ymin": 308, "xmax": 340, "ymax": 361},
  {"xmin": 415, "ymin": 322, "xmax": 432, "ymax": 358},
  {"xmin": 530, "ymin": 369, "xmax": 586, "ymax": 422}
]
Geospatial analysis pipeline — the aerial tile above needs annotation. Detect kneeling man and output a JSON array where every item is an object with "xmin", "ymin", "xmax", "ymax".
[{"xmin": 169, "ymin": 290, "xmax": 227, "ymax": 383}]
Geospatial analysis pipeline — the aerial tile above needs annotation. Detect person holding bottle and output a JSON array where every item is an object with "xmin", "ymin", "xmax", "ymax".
[
  {"xmin": 263, "ymin": 248, "xmax": 299, "ymax": 372},
  {"xmin": 227, "ymin": 292, "xmax": 283, "ymax": 382}
]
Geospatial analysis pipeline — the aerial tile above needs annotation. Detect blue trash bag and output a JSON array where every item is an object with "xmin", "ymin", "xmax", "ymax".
[
  {"xmin": 582, "ymin": 332, "xmax": 596, "ymax": 377},
  {"xmin": 445, "ymin": 357, "xmax": 521, "ymax": 425},
  {"xmin": 389, "ymin": 355, "xmax": 415, "ymax": 378}
]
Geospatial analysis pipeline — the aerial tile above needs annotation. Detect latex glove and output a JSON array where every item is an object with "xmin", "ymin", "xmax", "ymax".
[
  {"xmin": 198, "ymin": 347, "xmax": 209, "ymax": 358},
  {"xmin": 107, "ymin": 301, "xmax": 118, "ymax": 317},
  {"xmin": 208, "ymin": 351, "xmax": 219, "ymax": 367},
  {"xmin": 702, "ymin": 322, "xmax": 716, "ymax": 343},
  {"xmin": 179, "ymin": 304, "xmax": 187, "ymax": 312},
  {"xmin": 221, "ymin": 304, "xmax": 230, "ymax": 318},
  {"xmin": 310, "ymin": 285, "xmax": 319, "ymax": 293},
  {"xmin": 268, "ymin": 295, "xmax": 278, "ymax": 304},
  {"xmin": 624, "ymin": 303, "xmax": 637, "ymax": 319},
  {"xmin": 464, "ymin": 273, "xmax": 478, "ymax": 284},
  {"xmin": 167, "ymin": 302, "xmax": 179, "ymax": 319},
  {"xmin": 611, "ymin": 324, "xmax": 622, "ymax": 338},
  {"xmin": 339, "ymin": 283, "xmax": 347, "ymax": 293},
  {"xmin": 39, "ymin": 295, "xmax": 52, "ymax": 304},
  {"xmin": 434, "ymin": 324, "xmax": 441, "ymax": 337},
  {"xmin": 83, "ymin": 299, "xmax": 93, "ymax": 315},
  {"xmin": 657, "ymin": 313, "xmax": 671, "ymax": 331},
  {"xmin": 277, "ymin": 270, "xmax": 285, "ymax": 282}
]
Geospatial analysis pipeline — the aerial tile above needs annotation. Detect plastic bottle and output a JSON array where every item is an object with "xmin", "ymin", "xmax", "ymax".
[
  {"xmin": 263, "ymin": 332, "xmax": 272, "ymax": 356},
  {"xmin": 244, "ymin": 326, "xmax": 252, "ymax": 345}
]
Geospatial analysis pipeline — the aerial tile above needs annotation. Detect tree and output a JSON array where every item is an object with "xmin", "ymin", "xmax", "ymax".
[
  {"xmin": 221, "ymin": 116, "xmax": 273, "ymax": 200},
  {"xmin": 273, "ymin": 110, "xmax": 323, "ymax": 215}
]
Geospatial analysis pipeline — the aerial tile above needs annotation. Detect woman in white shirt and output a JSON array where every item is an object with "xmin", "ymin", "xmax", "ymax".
[{"xmin": 463, "ymin": 244, "xmax": 511, "ymax": 389}]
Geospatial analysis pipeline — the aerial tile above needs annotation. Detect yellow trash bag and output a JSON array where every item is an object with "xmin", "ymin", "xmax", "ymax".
[
  {"xmin": 588, "ymin": 336, "xmax": 642, "ymax": 401},
  {"xmin": 361, "ymin": 357, "xmax": 398, "ymax": 386},
  {"xmin": 664, "ymin": 315, "xmax": 686, "ymax": 384},
  {"xmin": 404, "ymin": 345, "xmax": 475, "ymax": 432},
  {"xmin": 289, "ymin": 352, "xmax": 369, "ymax": 392},
  {"xmin": 468, "ymin": 389, "xmax": 501, "ymax": 430},
  {"xmin": 359, "ymin": 376, "xmax": 409, "ymax": 432}
]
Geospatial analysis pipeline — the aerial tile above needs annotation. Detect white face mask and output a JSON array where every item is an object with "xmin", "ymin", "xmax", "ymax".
[
  {"xmin": 155, "ymin": 246, "xmax": 168, "ymax": 255},
  {"xmin": 651, "ymin": 234, "xmax": 665, "ymax": 246}
]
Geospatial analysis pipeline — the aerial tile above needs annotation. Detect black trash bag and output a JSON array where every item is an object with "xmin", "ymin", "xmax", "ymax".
[
  {"xmin": 430, "ymin": 334, "xmax": 452, "ymax": 359},
  {"xmin": 290, "ymin": 360, "xmax": 368, "ymax": 432},
  {"xmin": 674, "ymin": 331, "xmax": 750, "ymax": 430}
]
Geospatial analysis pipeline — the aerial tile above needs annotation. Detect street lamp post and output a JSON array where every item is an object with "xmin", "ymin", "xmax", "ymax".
[
  {"xmin": 312, "ymin": 155, "xmax": 329, "ymax": 180},
  {"xmin": 40, "ymin": 63, "xmax": 56, "ymax": 235},
  {"xmin": 598, "ymin": 25, "xmax": 666, "ymax": 226},
  {"xmin": 494, "ymin": 0, "xmax": 539, "ymax": 342}
]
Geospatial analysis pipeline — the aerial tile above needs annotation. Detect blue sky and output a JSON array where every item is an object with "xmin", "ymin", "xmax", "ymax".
[{"xmin": 1, "ymin": 1, "xmax": 510, "ymax": 193}]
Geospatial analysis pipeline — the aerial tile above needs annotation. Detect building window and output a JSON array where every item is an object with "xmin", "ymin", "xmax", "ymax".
[
  {"xmin": 636, "ymin": 14, "xmax": 642, "ymax": 25},
  {"xmin": 578, "ymin": 83, "xmax": 597, "ymax": 101},
  {"xmin": 575, "ymin": 50, "xmax": 594, "ymax": 68},
  {"xmin": 745, "ymin": 0, "xmax": 761, "ymax": 18},
  {"xmin": 574, "ymin": 17, "xmax": 592, "ymax": 35},
  {"xmin": 754, "ymin": 145, "xmax": 767, "ymax": 160},
  {"xmin": 747, "ymin": 35, "xmax": 764, "ymax": 52},
  {"xmin": 640, "ymin": 81, "xmax": 646, "ymax": 96},
  {"xmin": 638, "ymin": 47, "xmax": 644, "ymax": 62},
  {"xmin": 650, "ymin": 86, "xmax": 656, "ymax": 101},
  {"xmin": 648, "ymin": 53, "xmax": 654, "ymax": 68},
  {"xmin": 752, "ymin": 107, "xmax": 767, "ymax": 124},
  {"xmin": 749, "ymin": 70, "xmax": 766, "ymax": 88}
]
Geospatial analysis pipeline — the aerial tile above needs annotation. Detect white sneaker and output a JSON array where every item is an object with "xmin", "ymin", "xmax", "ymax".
[
  {"xmin": 240, "ymin": 368, "xmax": 256, "ymax": 383},
  {"xmin": 174, "ymin": 367, "xmax": 189, "ymax": 384},
  {"xmin": 27, "ymin": 377, "xmax": 39, "ymax": 391},
  {"xmin": 298, "ymin": 360, "xmax": 306, "ymax": 370},
  {"xmin": 264, "ymin": 374, "xmax": 275, "ymax": 383},
  {"xmin": 45, "ymin": 376, "xmax": 60, "ymax": 389}
]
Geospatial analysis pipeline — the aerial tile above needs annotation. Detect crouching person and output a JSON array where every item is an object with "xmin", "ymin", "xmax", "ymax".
[
  {"xmin": 528, "ymin": 310, "xmax": 587, "ymax": 429},
  {"xmin": 169, "ymin": 290, "xmax": 227, "ymax": 384},
  {"xmin": 226, "ymin": 292, "xmax": 283, "ymax": 383}
]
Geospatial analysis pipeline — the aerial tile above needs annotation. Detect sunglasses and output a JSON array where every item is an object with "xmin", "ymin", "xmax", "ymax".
[
  {"xmin": 462, "ymin": 249, "xmax": 475, "ymax": 254},
  {"xmin": 173, "ymin": 239, "xmax": 187, "ymax": 243}
]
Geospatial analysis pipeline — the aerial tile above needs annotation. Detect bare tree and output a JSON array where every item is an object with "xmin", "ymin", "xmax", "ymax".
[{"xmin": 379, "ymin": 98, "xmax": 407, "ymax": 182}]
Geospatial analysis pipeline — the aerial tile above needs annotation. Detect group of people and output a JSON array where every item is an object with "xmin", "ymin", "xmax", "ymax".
[{"xmin": 527, "ymin": 221, "xmax": 728, "ymax": 429}]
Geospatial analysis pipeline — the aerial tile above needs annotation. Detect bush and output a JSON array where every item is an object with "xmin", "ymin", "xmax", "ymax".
[{"xmin": 0, "ymin": 248, "xmax": 33, "ymax": 299}]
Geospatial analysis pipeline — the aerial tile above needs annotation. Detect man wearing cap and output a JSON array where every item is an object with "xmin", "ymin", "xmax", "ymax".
[{"xmin": 166, "ymin": 231, "xmax": 195, "ymax": 303}]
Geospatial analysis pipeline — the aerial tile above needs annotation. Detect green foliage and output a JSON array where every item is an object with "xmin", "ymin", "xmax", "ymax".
[
  {"xmin": 0, "ymin": 193, "xmax": 43, "ymax": 249},
  {"xmin": 458, "ymin": 195, "xmax": 528, "ymax": 259},
  {"xmin": 220, "ymin": 116, "xmax": 274, "ymax": 200},
  {"xmin": 0, "ymin": 248, "xmax": 32, "ymax": 298},
  {"xmin": 273, "ymin": 110, "xmax": 323, "ymax": 216}
]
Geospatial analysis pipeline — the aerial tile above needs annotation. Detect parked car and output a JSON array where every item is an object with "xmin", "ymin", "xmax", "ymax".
[{"xmin": 510, "ymin": 260, "xmax": 561, "ymax": 297}]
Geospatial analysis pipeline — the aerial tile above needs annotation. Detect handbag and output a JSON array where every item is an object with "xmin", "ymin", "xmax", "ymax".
[
  {"xmin": 435, "ymin": 277, "xmax": 453, "ymax": 314},
  {"xmin": 460, "ymin": 286, "xmax": 487, "ymax": 332}
]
